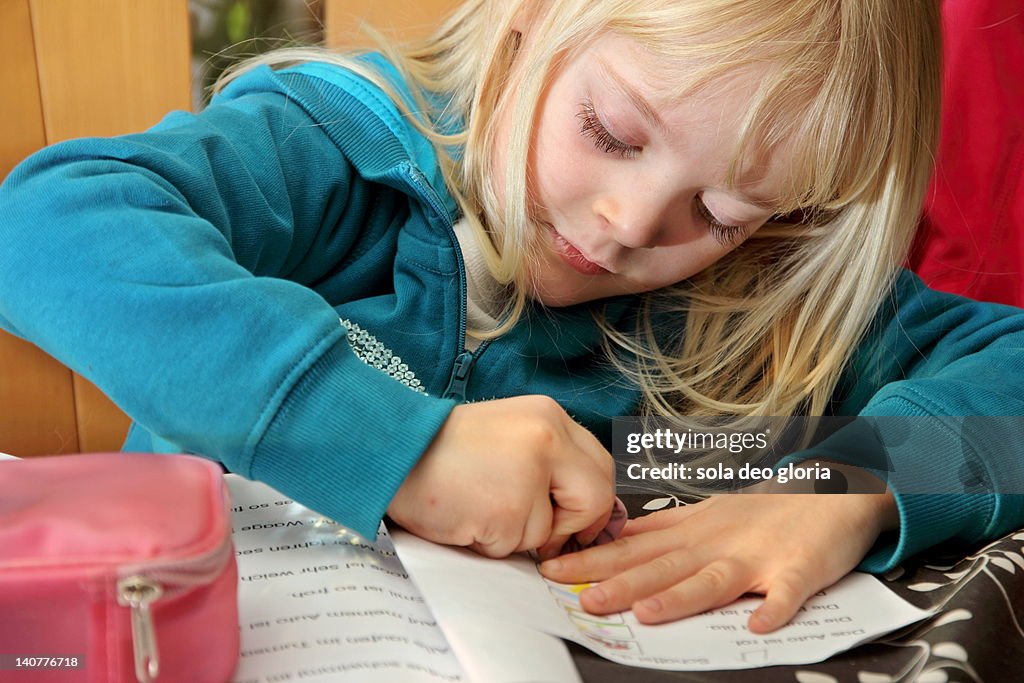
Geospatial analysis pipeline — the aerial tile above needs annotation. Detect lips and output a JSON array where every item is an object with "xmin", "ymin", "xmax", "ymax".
[{"xmin": 549, "ymin": 226, "xmax": 610, "ymax": 276}]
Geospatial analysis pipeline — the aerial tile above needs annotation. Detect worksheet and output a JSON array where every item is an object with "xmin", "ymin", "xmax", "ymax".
[
  {"xmin": 391, "ymin": 529, "xmax": 934, "ymax": 672},
  {"xmin": 225, "ymin": 476, "xmax": 467, "ymax": 683}
]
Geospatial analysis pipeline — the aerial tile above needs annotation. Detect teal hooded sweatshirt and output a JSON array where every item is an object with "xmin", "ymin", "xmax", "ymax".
[{"xmin": 1, "ymin": 57, "xmax": 1023, "ymax": 569}]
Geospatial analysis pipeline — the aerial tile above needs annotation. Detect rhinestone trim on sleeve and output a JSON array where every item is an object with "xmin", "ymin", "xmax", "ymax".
[{"xmin": 339, "ymin": 318, "xmax": 428, "ymax": 395}]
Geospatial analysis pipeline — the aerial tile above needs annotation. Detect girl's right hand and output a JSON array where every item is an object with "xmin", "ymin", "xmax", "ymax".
[{"xmin": 386, "ymin": 395, "xmax": 616, "ymax": 558}]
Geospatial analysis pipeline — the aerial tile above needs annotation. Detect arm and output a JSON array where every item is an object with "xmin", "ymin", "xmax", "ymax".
[
  {"xmin": 830, "ymin": 269, "xmax": 1024, "ymax": 570},
  {"xmin": 0, "ymin": 68, "xmax": 456, "ymax": 538},
  {"xmin": 0, "ymin": 66, "xmax": 618, "ymax": 550}
]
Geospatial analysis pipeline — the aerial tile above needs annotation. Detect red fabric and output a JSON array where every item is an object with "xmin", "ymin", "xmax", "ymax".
[{"xmin": 909, "ymin": 0, "xmax": 1024, "ymax": 306}]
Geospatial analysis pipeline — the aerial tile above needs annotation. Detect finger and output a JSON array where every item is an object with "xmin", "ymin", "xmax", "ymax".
[
  {"xmin": 468, "ymin": 532, "xmax": 516, "ymax": 559},
  {"xmin": 536, "ymin": 505, "xmax": 609, "ymax": 561},
  {"xmin": 544, "ymin": 413, "xmax": 617, "ymax": 542},
  {"xmin": 621, "ymin": 503, "xmax": 704, "ymax": 536},
  {"xmin": 631, "ymin": 558, "xmax": 750, "ymax": 625},
  {"xmin": 539, "ymin": 525, "xmax": 687, "ymax": 583},
  {"xmin": 576, "ymin": 548, "xmax": 704, "ymax": 615},
  {"xmin": 536, "ymin": 535, "xmax": 568, "ymax": 561},
  {"xmin": 570, "ymin": 501, "xmax": 616, "ymax": 547},
  {"xmin": 470, "ymin": 533, "xmax": 528, "ymax": 558},
  {"xmin": 538, "ymin": 491, "xmax": 627, "ymax": 559},
  {"xmin": 748, "ymin": 567, "xmax": 816, "ymax": 633},
  {"xmin": 548, "ymin": 460, "xmax": 616, "ymax": 542},
  {"xmin": 469, "ymin": 499, "xmax": 540, "ymax": 559},
  {"xmin": 519, "ymin": 493, "xmax": 559, "ymax": 555}
]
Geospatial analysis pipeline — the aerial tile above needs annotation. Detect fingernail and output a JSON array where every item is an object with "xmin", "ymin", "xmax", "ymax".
[
  {"xmin": 640, "ymin": 597, "xmax": 662, "ymax": 613},
  {"xmin": 585, "ymin": 587, "xmax": 607, "ymax": 605},
  {"xmin": 540, "ymin": 559, "xmax": 562, "ymax": 573}
]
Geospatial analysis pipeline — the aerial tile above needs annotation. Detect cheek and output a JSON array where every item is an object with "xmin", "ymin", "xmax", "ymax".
[
  {"xmin": 531, "ymin": 107, "xmax": 594, "ymax": 209},
  {"xmin": 643, "ymin": 242, "xmax": 736, "ymax": 288}
]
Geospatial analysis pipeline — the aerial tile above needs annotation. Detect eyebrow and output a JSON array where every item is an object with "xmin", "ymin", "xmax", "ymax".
[{"xmin": 595, "ymin": 59, "xmax": 671, "ymax": 138}]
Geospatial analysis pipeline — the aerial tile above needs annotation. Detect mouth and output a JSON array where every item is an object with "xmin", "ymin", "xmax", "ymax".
[{"xmin": 547, "ymin": 225, "xmax": 611, "ymax": 276}]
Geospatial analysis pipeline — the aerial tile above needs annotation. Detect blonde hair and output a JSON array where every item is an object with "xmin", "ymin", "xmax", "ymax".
[{"xmin": 217, "ymin": 0, "xmax": 941, "ymax": 425}]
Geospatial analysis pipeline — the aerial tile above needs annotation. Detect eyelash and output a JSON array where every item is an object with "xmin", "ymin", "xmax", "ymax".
[
  {"xmin": 577, "ymin": 101, "xmax": 746, "ymax": 247},
  {"xmin": 696, "ymin": 195, "xmax": 747, "ymax": 246},
  {"xmin": 577, "ymin": 100, "xmax": 641, "ymax": 159}
]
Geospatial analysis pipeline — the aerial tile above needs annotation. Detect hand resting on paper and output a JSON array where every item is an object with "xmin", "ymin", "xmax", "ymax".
[
  {"xmin": 387, "ymin": 395, "xmax": 617, "ymax": 559},
  {"xmin": 540, "ymin": 472, "xmax": 897, "ymax": 633}
]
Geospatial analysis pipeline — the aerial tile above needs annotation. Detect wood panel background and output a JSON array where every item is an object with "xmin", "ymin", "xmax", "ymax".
[
  {"xmin": 0, "ymin": 0, "xmax": 191, "ymax": 456},
  {"xmin": 324, "ymin": 0, "xmax": 459, "ymax": 47}
]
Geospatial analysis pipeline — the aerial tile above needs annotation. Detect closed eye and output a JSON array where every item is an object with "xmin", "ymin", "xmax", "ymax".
[
  {"xmin": 577, "ymin": 100, "xmax": 642, "ymax": 159},
  {"xmin": 696, "ymin": 195, "xmax": 747, "ymax": 246}
]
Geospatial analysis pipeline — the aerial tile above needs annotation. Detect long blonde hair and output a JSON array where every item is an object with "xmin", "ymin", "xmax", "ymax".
[{"xmin": 217, "ymin": 0, "xmax": 941, "ymax": 422}]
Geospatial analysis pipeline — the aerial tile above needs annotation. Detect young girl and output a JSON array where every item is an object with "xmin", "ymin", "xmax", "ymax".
[{"xmin": 2, "ymin": 0, "xmax": 1023, "ymax": 636}]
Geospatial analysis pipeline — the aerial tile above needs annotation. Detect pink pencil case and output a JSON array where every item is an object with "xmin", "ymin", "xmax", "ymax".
[{"xmin": 0, "ymin": 452, "xmax": 239, "ymax": 683}]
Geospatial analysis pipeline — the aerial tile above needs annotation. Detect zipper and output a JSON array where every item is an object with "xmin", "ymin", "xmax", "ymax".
[
  {"xmin": 118, "ymin": 532, "xmax": 233, "ymax": 587},
  {"xmin": 442, "ymin": 340, "xmax": 493, "ymax": 401},
  {"xmin": 405, "ymin": 165, "xmax": 468, "ymax": 353},
  {"xmin": 442, "ymin": 351, "xmax": 475, "ymax": 401},
  {"xmin": 117, "ymin": 576, "xmax": 162, "ymax": 682},
  {"xmin": 115, "ymin": 533, "xmax": 234, "ymax": 682},
  {"xmin": 406, "ymin": 165, "xmax": 498, "ymax": 399}
]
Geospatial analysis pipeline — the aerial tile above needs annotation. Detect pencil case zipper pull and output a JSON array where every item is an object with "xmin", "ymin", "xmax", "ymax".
[
  {"xmin": 117, "ymin": 575, "xmax": 163, "ymax": 682},
  {"xmin": 114, "ymin": 533, "xmax": 234, "ymax": 682}
]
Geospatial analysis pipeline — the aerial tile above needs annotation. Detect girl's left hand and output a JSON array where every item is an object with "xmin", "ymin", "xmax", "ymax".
[{"xmin": 538, "ymin": 491, "xmax": 897, "ymax": 633}]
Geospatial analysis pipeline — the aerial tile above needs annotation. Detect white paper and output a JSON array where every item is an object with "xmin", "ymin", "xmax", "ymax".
[
  {"xmin": 391, "ymin": 529, "xmax": 933, "ymax": 671},
  {"xmin": 437, "ymin": 613, "xmax": 583, "ymax": 683},
  {"xmin": 225, "ymin": 475, "xmax": 466, "ymax": 683}
]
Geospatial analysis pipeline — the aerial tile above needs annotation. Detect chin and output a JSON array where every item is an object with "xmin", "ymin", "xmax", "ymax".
[
  {"xmin": 525, "ymin": 257, "xmax": 607, "ymax": 307},
  {"xmin": 534, "ymin": 293, "xmax": 585, "ymax": 308},
  {"xmin": 530, "ymin": 281, "xmax": 602, "ymax": 308}
]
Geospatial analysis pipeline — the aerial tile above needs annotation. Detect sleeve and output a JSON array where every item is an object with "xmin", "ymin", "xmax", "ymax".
[
  {"xmin": 0, "ymin": 69, "xmax": 455, "ymax": 539},
  {"xmin": 809, "ymin": 269, "xmax": 1024, "ymax": 571}
]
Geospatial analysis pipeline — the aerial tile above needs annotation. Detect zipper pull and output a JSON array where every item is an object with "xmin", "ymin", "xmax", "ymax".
[
  {"xmin": 117, "ymin": 576, "xmax": 163, "ymax": 682},
  {"xmin": 442, "ymin": 351, "xmax": 476, "ymax": 401}
]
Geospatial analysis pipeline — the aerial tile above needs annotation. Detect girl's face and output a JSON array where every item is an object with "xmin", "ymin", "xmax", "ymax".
[{"xmin": 493, "ymin": 32, "xmax": 789, "ymax": 307}]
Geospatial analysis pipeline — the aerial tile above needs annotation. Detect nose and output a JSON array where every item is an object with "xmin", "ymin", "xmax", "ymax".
[{"xmin": 593, "ymin": 188, "xmax": 690, "ymax": 249}]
